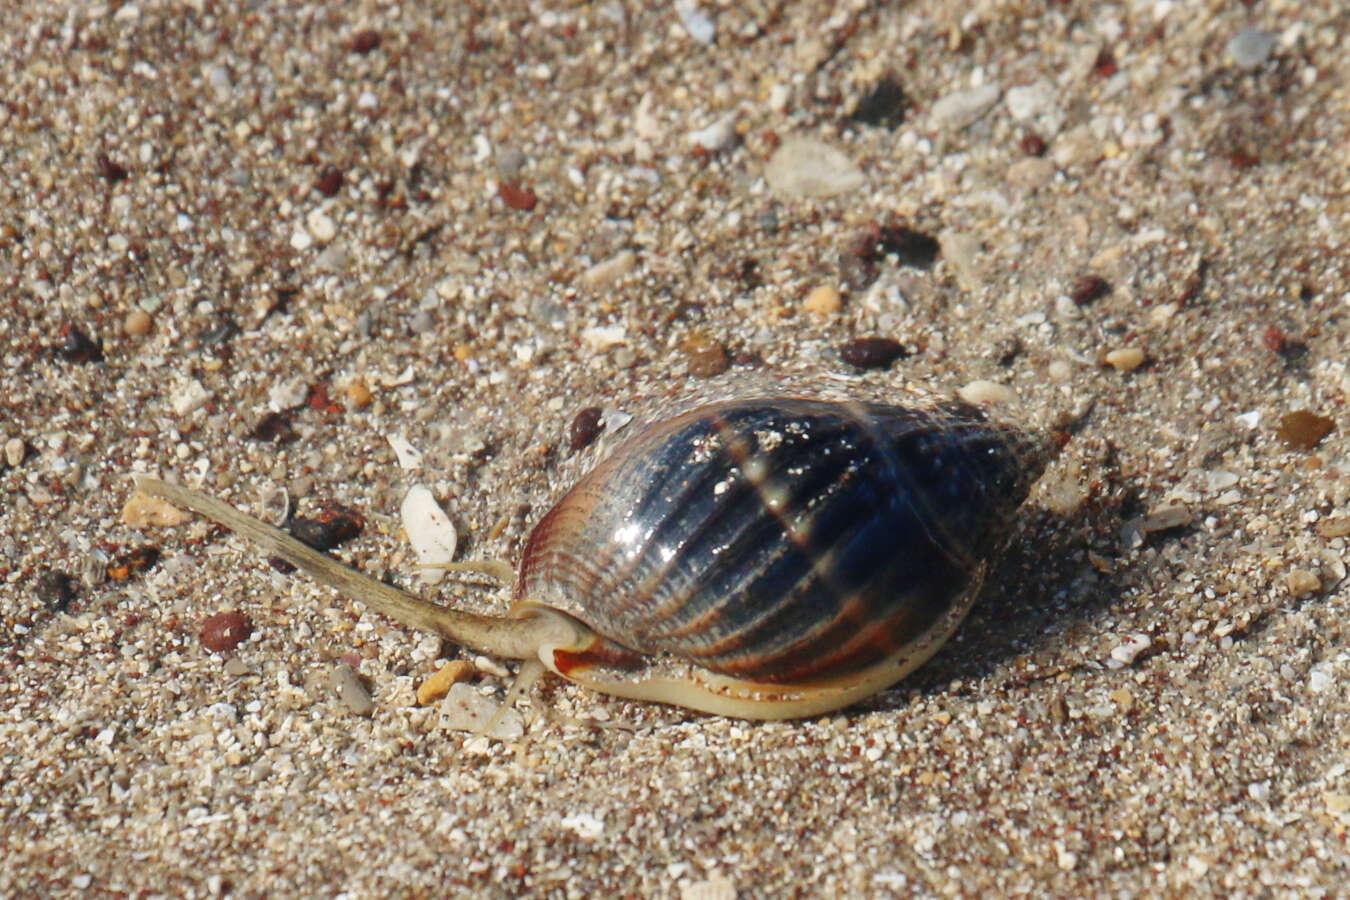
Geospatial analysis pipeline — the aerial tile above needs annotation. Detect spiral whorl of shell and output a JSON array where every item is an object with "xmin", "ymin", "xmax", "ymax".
[{"xmin": 516, "ymin": 398, "xmax": 1050, "ymax": 690}]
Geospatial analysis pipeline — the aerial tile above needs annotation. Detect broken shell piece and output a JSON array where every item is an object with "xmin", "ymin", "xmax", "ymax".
[{"xmin": 401, "ymin": 485, "xmax": 458, "ymax": 584}]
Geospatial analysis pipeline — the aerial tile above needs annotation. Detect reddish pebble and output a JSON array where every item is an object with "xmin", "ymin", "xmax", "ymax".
[
  {"xmin": 1277, "ymin": 411, "xmax": 1335, "ymax": 451},
  {"xmin": 498, "ymin": 181, "xmax": 538, "ymax": 211},
  {"xmin": 1020, "ymin": 134, "xmax": 1047, "ymax": 157},
  {"xmin": 840, "ymin": 337, "xmax": 907, "ymax": 370},
  {"xmin": 350, "ymin": 29, "xmax": 381, "ymax": 54},
  {"xmin": 201, "ymin": 612, "xmax": 253, "ymax": 652},
  {"xmin": 106, "ymin": 546, "xmax": 160, "ymax": 581},
  {"xmin": 1261, "ymin": 326, "xmax": 1286, "ymax": 354},
  {"xmin": 314, "ymin": 165, "xmax": 344, "ymax": 197},
  {"xmin": 569, "ymin": 406, "xmax": 605, "ymax": 452},
  {"xmin": 1071, "ymin": 275, "xmax": 1111, "ymax": 306}
]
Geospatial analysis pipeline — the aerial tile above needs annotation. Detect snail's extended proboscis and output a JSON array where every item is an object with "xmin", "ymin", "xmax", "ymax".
[{"xmin": 136, "ymin": 396, "xmax": 1053, "ymax": 719}]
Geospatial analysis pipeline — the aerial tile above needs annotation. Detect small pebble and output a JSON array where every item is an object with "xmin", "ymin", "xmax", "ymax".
[
  {"xmin": 937, "ymin": 229, "xmax": 982, "ymax": 292},
  {"xmin": 56, "ymin": 323, "xmax": 103, "ymax": 363},
  {"xmin": 1315, "ymin": 517, "xmax": 1350, "ymax": 539},
  {"xmin": 498, "ymin": 180, "xmax": 538, "ymax": 211},
  {"xmin": 306, "ymin": 209, "xmax": 337, "ymax": 244},
  {"xmin": 1070, "ymin": 275, "xmax": 1110, "ymax": 306},
  {"xmin": 439, "ymin": 683, "xmax": 524, "ymax": 739},
  {"xmin": 840, "ymin": 337, "xmax": 906, "ymax": 370},
  {"xmin": 802, "ymin": 285, "xmax": 843, "ymax": 317},
  {"xmin": 223, "ymin": 657, "xmax": 251, "ymax": 678},
  {"xmin": 1226, "ymin": 27, "xmax": 1276, "ymax": 70},
  {"xmin": 580, "ymin": 324, "xmax": 627, "ymax": 352},
  {"xmin": 1109, "ymin": 687, "xmax": 1135, "ymax": 714},
  {"xmin": 1109, "ymin": 635, "xmax": 1150, "ymax": 667},
  {"xmin": 313, "ymin": 165, "xmax": 344, "ymax": 197},
  {"xmin": 402, "ymin": 485, "xmax": 458, "ymax": 584},
  {"xmin": 580, "ymin": 250, "xmax": 637, "ymax": 288},
  {"xmin": 121, "ymin": 492, "xmax": 191, "ymax": 528},
  {"xmin": 1284, "ymin": 569, "xmax": 1320, "ymax": 599},
  {"xmin": 673, "ymin": 0, "xmax": 716, "ymax": 45},
  {"xmin": 4, "ymin": 437, "xmax": 26, "ymax": 468},
  {"xmin": 417, "ymin": 660, "xmax": 476, "ymax": 706},
  {"xmin": 1276, "ymin": 410, "xmax": 1334, "ymax": 450},
  {"xmin": 1104, "ymin": 347, "xmax": 1146, "ymax": 372},
  {"xmin": 334, "ymin": 663, "xmax": 374, "ymax": 716},
  {"xmin": 957, "ymin": 380, "xmax": 1017, "ymax": 406},
  {"xmin": 200, "ymin": 612, "xmax": 253, "ymax": 652},
  {"xmin": 930, "ymin": 84, "xmax": 1000, "ymax": 130},
  {"xmin": 681, "ymin": 331, "xmax": 729, "ymax": 378},
  {"xmin": 1325, "ymin": 793, "xmax": 1350, "ymax": 816},
  {"xmin": 687, "ymin": 116, "xmax": 737, "ymax": 152},
  {"xmin": 681, "ymin": 874, "xmax": 737, "ymax": 900},
  {"xmin": 124, "ymin": 309, "xmax": 153, "ymax": 336},
  {"xmin": 386, "ymin": 433, "xmax": 424, "ymax": 470},
  {"xmin": 1047, "ymin": 359, "xmax": 1072, "ymax": 381},
  {"xmin": 345, "ymin": 378, "xmax": 373, "ymax": 408},
  {"xmin": 569, "ymin": 406, "xmax": 605, "ymax": 451},
  {"xmin": 763, "ymin": 137, "xmax": 864, "ymax": 198}
]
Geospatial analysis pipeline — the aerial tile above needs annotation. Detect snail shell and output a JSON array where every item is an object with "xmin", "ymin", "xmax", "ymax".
[{"xmin": 135, "ymin": 395, "xmax": 1051, "ymax": 720}]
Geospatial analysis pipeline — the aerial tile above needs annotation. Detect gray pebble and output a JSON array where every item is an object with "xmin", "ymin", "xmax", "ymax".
[
  {"xmin": 1227, "ymin": 27, "xmax": 1276, "ymax": 70},
  {"xmin": 930, "ymin": 84, "xmax": 1001, "ymax": 130},
  {"xmin": 334, "ymin": 663, "xmax": 374, "ymax": 716}
]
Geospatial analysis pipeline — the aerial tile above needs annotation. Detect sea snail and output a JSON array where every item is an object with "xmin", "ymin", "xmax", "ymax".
[{"xmin": 135, "ymin": 396, "xmax": 1052, "ymax": 720}]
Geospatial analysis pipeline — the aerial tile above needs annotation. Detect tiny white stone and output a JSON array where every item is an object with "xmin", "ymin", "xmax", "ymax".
[
  {"xmin": 170, "ymin": 378, "xmax": 210, "ymax": 417},
  {"xmin": 958, "ymin": 380, "xmax": 1017, "ymax": 406},
  {"xmin": 268, "ymin": 377, "xmax": 308, "ymax": 411},
  {"xmin": 687, "ymin": 115, "xmax": 737, "ymax": 152},
  {"xmin": 386, "ymin": 433, "xmax": 424, "ymax": 470},
  {"xmin": 930, "ymin": 84, "xmax": 1001, "ymax": 130},
  {"xmin": 306, "ymin": 209, "xmax": 337, "ymax": 244},
  {"xmin": 764, "ymin": 137, "xmax": 864, "ymax": 198},
  {"xmin": 1109, "ymin": 634, "xmax": 1150, "ymax": 667},
  {"xmin": 439, "ymin": 683, "xmax": 523, "ymax": 739},
  {"xmin": 560, "ymin": 811, "xmax": 606, "ymax": 840},
  {"xmin": 402, "ymin": 485, "xmax": 458, "ymax": 583},
  {"xmin": 580, "ymin": 324, "xmax": 628, "ymax": 351},
  {"xmin": 674, "ymin": 0, "xmax": 716, "ymax": 45},
  {"xmin": 289, "ymin": 229, "xmax": 313, "ymax": 251},
  {"xmin": 580, "ymin": 250, "xmax": 637, "ymax": 288}
]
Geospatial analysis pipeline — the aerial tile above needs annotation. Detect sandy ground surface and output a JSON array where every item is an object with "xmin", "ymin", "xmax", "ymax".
[{"xmin": 4, "ymin": 1, "xmax": 1350, "ymax": 897}]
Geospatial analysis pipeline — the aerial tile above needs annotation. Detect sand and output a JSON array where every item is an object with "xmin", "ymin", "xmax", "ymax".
[{"xmin": 3, "ymin": 1, "xmax": 1349, "ymax": 896}]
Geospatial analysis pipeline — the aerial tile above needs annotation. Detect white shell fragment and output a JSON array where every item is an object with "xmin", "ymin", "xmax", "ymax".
[
  {"xmin": 763, "ymin": 137, "xmax": 865, "ymax": 198},
  {"xmin": 958, "ymin": 380, "xmax": 1017, "ymax": 406},
  {"xmin": 438, "ymin": 683, "xmax": 524, "ymax": 739},
  {"xmin": 386, "ymin": 433, "xmax": 424, "ymax": 470},
  {"xmin": 401, "ymin": 485, "xmax": 458, "ymax": 584}
]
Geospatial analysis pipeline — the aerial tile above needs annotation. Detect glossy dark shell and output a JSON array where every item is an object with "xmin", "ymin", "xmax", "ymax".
[{"xmin": 516, "ymin": 398, "xmax": 1049, "ymax": 685}]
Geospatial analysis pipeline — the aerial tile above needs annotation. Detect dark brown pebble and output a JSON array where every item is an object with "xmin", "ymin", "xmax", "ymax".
[
  {"xmin": 681, "ymin": 330, "xmax": 730, "ymax": 378},
  {"xmin": 37, "ymin": 570, "xmax": 77, "ymax": 612},
  {"xmin": 288, "ymin": 503, "xmax": 365, "ymax": 551},
  {"xmin": 840, "ymin": 337, "xmax": 907, "ymax": 369},
  {"xmin": 1020, "ymin": 133, "xmax": 1048, "ymax": 157},
  {"xmin": 106, "ymin": 546, "xmax": 161, "ymax": 581},
  {"xmin": 350, "ymin": 29, "xmax": 381, "ymax": 54},
  {"xmin": 848, "ymin": 73, "xmax": 908, "ymax": 129},
  {"xmin": 1277, "ymin": 411, "xmax": 1335, "ymax": 451},
  {"xmin": 56, "ymin": 323, "xmax": 103, "ymax": 363},
  {"xmin": 96, "ymin": 153, "xmax": 128, "ymax": 182},
  {"xmin": 200, "ymin": 612, "xmax": 253, "ymax": 652},
  {"xmin": 314, "ymin": 165, "xmax": 344, "ymax": 197},
  {"xmin": 1071, "ymin": 275, "xmax": 1111, "ymax": 306},
  {"xmin": 877, "ymin": 225, "xmax": 940, "ymax": 268},
  {"xmin": 250, "ymin": 412, "xmax": 297, "ymax": 444},
  {"xmin": 569, "ymin": 406, "xmax": 605, "ymax": 452},
  {"xmin": 498, "ymin": 181, "xmax": 538, "ymax": 211}
]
